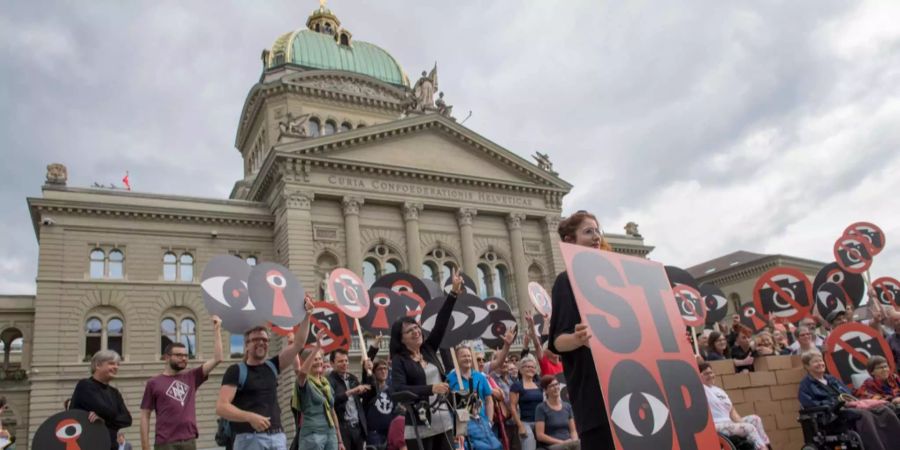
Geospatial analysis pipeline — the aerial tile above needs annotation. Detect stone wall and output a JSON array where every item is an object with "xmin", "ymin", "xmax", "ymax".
[{"xmin": 707, "ymin": 355, "xmax": 807, "ymax": 449}]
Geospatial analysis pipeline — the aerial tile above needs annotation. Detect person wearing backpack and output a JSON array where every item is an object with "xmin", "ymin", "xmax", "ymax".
[{"xmin": 215, "ymin": 297, "xmax": 313, "ymax": 450}]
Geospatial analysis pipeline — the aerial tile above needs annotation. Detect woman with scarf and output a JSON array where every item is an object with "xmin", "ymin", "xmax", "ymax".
[
  {"xmin": 390, "ymin": 269, "xmax": 464, "ymax": 450},
  {"xmin": 295, "ymin": 333, "xmax": 343, "ymax": 450},
  {"xmin": 855, "ymin": 355, "xmax": 900, "ymax": 406}
]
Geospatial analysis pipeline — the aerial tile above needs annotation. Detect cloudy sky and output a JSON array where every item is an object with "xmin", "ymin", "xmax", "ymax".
[{"xmin": 2, "ymin": 0, "xmax": 899, "ymax": 294}]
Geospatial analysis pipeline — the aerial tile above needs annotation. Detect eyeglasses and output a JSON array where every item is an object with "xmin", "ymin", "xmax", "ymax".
[
  {"xmin": 521, "ymin": 365, "xmax": 536, "ymax": 370},
  {"xmin": 548, "ymin": 383, "xmax": 560, "ymax": 389}
]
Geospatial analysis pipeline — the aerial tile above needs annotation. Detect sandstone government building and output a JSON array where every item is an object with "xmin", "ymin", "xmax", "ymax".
[{"xmin": 0, "ymin": 4, "xmax": 821, "ymax": 449}]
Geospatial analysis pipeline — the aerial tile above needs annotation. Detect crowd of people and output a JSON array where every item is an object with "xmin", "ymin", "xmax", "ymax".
[{"xmin": 55, "ymin": 209, "xmax": 900, "ymax": 450}]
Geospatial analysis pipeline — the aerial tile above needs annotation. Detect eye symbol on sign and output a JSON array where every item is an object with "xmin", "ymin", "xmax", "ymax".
[
  {"xmin": 55, "ymin": 418, "xmax": 83, "ymax": 450},
  {"xmin": 265, "ymin": 270, "xmax": 292, "ymax": 317},
  {"xmin": 610, "ymin": 392, "xmax": 669, "ymax": 437},
  {"xmin": 485, "ymin": 300, "xmax": 499, "ymax": 312},
  {"xmin": 202, "ymin": 277, "xmax": 255, "ymax": 311}
]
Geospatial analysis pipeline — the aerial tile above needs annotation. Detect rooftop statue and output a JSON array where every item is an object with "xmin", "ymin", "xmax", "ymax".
[
  {"xmin": 45, "ymin": 163, "xmax": 68, "ymax": 185},
  {"xmin": 413, "ymin": 64, "xmax": 438, "ymax": 111},
  {"xmin": 531, "ymin": 151, "xmax": 556, "ymax": 174},
  {"xmin": 435, "ymin": 91, "xmax": 454, "ymax": 119},
  {"xmin": 625, "ymin": 222, "xmax": 642, "ymax": 238},
  {"xmin": 278, "ymin": 112, "xmax": 310, "ymax": 142}
]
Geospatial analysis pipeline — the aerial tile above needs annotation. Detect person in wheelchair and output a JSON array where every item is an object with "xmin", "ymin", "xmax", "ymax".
[
  {"xmin": 798, "ymin": 352, "xmax": 900, "ymax": 450},
  {"xmin": 855, "ymin": 355, "xmax": 900, "ymax": 409},
  {"xmin": 698, "ymin": 363, "xmax": 771, "ymax": 450}
]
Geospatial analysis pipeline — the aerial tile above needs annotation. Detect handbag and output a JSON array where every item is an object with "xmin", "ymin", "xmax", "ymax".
[{"xmin": 466, "ymin": 416, "xmax": 503, "ymax": 450}]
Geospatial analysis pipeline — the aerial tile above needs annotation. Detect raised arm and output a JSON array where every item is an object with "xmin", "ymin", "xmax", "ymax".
[
  {"xmin": 296, "ymin": 334, "xmax": 323, "ymax": 387},
  {"xmin": 279, "ymin": 295, "xmax": 314, "ymax": 372},
  {"xmin": 202, "ymin": 315, "xmax": 224, "ymax": 377},
  {"xmin": 488, "ymin": 325, "xmax": 517, "ymax": 374},
  {"xmin": 424, "ymin": 269, "xmax": 463, "ymax": 351}
]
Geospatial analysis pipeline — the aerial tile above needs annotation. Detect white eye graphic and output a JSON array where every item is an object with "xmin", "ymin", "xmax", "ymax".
[
  {"xmin": 486, "ymin": 301, "xmax": 499, "ymax": 311},
  {"xmin": 707, "ymin": 294, "xmax": 727, "ymax": 310},
  {"xmin": 373, "ymin": 295, "xmax": 391, "ymax": 307},
  {"xmin": 469, "ymin": 307, "xmax": 489, "ymax": 324},
  {"xmin": 202, "ymin": 277, "xmax": 253, "ymax": 310},
  {"xmin": 266, "ymin": 272, "xmax": 287, "ymax": 288},
  {"xmin": 450, "ymin": 311, "xmax": 470, "ymax": 330},
  {"xmin": 55, "ymin": 419, "xmax": 83, "ymax": 440},
  {"xmin": 828, "ymin": 270, "xmax": 845, "ymax": 284},
  {"xmin": 610, "ymin": 392, "xmax": 669, "ymax": 437}
]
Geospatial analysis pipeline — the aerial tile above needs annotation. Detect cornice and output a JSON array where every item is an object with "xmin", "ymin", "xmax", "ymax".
[
  {"xmin": 236, "ymin": 71, "xmax": 409, "ymax": 149},
  {"xmin": 29, "ymin": 198, "xmax": 274, "ymax": 229},
  {"xmin": 696, "ymin": 255, "xmax": 825, "ymax": 286}
]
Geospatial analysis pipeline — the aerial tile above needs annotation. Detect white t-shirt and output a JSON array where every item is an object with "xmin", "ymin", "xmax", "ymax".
[{"xmin": 703, "ymin": 384, "xmax": 733, "ymax": 424}]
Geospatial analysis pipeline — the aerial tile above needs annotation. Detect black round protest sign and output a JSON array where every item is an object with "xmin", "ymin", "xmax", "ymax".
[
  {"xmin": 248, "ymin": 262, "xmax": 307, "ymax": 329},
  {"xmin": 481, "ymin": 297, "xmax": 516, "ymax": 350},
  {"xmin": 833, "ymin": 235, "xmax": 873, "ymax": 274},
  {"xmin": 824, "ymin": 323, "xmax": 896, "ymax": 386},
  {"xmin": 372, "ymin": 272, "xmax": 431, "ymax": 306},
  {"xmin": 699, "ymin": 284, "xmax": 728, "ymax": 326},
  {"xmin": 739, "ymin": 303, "xmax": 767, "ymax": 333},
  {"xmin": 528, "ymin": 282, "xmax": 552, "ymax": 317},
  {"xmin": 305, "ymin": 301, "xmax": 351, "ymax": 354},
  {"xmin": 422, "ymin": 278, "xmax": 444, "ymax": 301},
  {"xmin": 812, "ymin": 262, "xmax": 865, "ymax": 321},
  {"xmin": 443, "ymin": 272, "xmax": 478, "ymax": 296},
  {"xmin": 664, "ymin": 265, "xmax": 699, "ymax": 290},
  {"xmin": 327, "ymin": 268, "xmax": 370, "ymax": 319},
  {"xmin": 420, "ymin": 292, "xmax": 490, "ymax": 348},
  {"xmin": 843, "ymin": 222, "xmax": 886, "ymax": 255},
  {"xmin": 201, "ymin": 255, "xmax": 263, "ymax": 334},
  {"xmin": 32, "ymin": 409, "xmax": 110, "ymax": 450},
  {"xmin": 872, "ymin": 277, "xmax": 900, "ymax": 307},
  {"xmin": 752, "ymin": 267, "xmax": 813, "ymax": 323},
  {"xmin": 361, "ymin": 287, "xmax": 424, "ymax": 335},
  {"xmin": 673, "ymin": 285, "xmax": 705, "ymax": 328}
]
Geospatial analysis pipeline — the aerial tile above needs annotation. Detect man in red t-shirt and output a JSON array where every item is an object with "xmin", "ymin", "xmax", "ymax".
[{"xmin": 140, "ymin": 316, "xmax": 224, "ymax": 450}]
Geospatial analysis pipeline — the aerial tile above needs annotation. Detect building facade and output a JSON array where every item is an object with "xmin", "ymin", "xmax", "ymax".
[{"xmin": 0, "ymin": 5, "xmax": 652, "ymax": 449}]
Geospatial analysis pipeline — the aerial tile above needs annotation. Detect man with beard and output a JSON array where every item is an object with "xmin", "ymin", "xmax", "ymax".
[{"xmin": 140, "ymin": 315, "xmax": 223, "ymax": 450}]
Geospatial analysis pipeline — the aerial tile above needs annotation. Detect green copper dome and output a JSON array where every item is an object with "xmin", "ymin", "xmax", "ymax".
[{"xmin": 266, "ymin": 7, "xmax": 410, "ymax": 88}]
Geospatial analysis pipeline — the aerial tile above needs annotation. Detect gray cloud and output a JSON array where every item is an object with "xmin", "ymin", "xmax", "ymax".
[{"xmin": 2, "ymin": 0, "xmax": 899, "ymax": 294}]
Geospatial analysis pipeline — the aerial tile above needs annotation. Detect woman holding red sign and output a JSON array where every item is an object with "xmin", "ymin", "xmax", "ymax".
[{"xmin": 548, "ymin": 211, "xmax": 615, "ymax": 449}]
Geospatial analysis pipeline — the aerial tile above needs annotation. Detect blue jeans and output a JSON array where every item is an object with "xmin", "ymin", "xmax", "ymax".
[
  {"xmin": 233, "ymin": 432, "xmax": 287, "ymax": 450},
  {"xmin": 298, "ymin": 430, "xmax": 338, "ymax": 450}
]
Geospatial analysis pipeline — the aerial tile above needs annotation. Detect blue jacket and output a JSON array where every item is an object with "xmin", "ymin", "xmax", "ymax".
[{"xmin": 798, "ymin": 373, "xmax": 851, "ymax": 409}]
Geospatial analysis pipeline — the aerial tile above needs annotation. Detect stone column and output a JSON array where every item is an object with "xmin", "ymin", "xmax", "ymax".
[
  {"xmin": 404, "ymin": 202, "xmax": 424, "ymax": 277},
  {"xmin": 342, "ymin": 196, "xmax": 364, "ymax": 276},
  {"xmin": 272, "ymin": 188, "xmax": 317, "ymax": 291},
  {"xmin": 507, "ymin": 212, "xmax": 530, "ymax": 318},
  {"xmin": 543, "ymin": 215, "xmax": 565, "ymax": 276},
  {"xmin": 457, "ymin": 208, "xmax": 478, "ymax": 277}
]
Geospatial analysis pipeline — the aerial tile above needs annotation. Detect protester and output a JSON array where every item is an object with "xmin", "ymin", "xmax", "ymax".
[
  {"xmin": 888, "ymin": 315, "xmax": 900, "ymax": 372},
  {"xmin": 547, "ymin": 210, "xmax": 615, "ymax": 449},
  {"xmin": 386, "ymin": 410, "xmax": 407, "ymax": 450},
  {"xmin": 697, "ymin": 330, "xmax": 711, "ymax": 361},
  {"xmin": 117, "ymin": 432, "xmax": 134, "ymax": 450},
  {"xmin": 698, "ymin": 362, "xmax": 770, "ymax": 449},
  {"xmin": 295, "ymin": 335, "xmax": 341, "ymax": 450},
  {"xmin": 140, "ymin": 315, "xmax": 223, "ymax": 450},
  {"xmin": 215, "ymin": 298, "xmax": 312, "ymax": 450},
  {"xmin": 798, "ymin": 352, "xmax": 900, "ymax": 450},
  {"xmin": 447, "ymin": 345, "xmax": 494, "ymax": 422},
  {"xmin": 362, "ymin": 358, "xmax": 396, "ymax": 448},
  {"xmin": 534, "ymin": 375, "xmax": 579, "ymax": 450},
  {"xmin": 753, "ymin": 331, "xmax": 777, "ymax": 357},
  {"xmin": 526, "ymin": 315, "xmax": 562, "ymax": 377},
  {"xmin": 787, "ymin": 317, "xmax": 824, "ymax": 352},
  {"xmin": 855, "ymin": 355, "xmax": 900, "ymax": 405},
  {"xmin": 329, "ymin": 349, "xmax": 370, "ymax": 450},
  {"xmin": 730, "ymin": 328, "xmax": 756, "ymax": 372},
  {"xmin": 390, "ymin": 269, "xmax": 464, "ymax": 450},
  {"xmin": 509, "ymin": 356, "xmax": 542, "ymax": 450},
  {"xmin": 772, "ymin": 327, "xmax": 791, "ymax": 351},
  {"xmin": 0, "ymin": 396, "xmax": 10, "ymax": 446},
  {"xmin": 789, "ymin": 326, "xmax": 820, "ymax": 355},
  {"xmin": 485, "ymin": 329, "xmax": 520, "ymax": 450},
  {"xmin": 705, "ymin": 331, "xmax": 731, "ymax": 361},
  {"xmin": 70, "ymin": 350, "xmax": 133, "ymax": 450}
]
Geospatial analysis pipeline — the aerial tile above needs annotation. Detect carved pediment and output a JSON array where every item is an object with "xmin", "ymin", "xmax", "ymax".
[{"xmin": 282, "ymin": 73, "xmax": 408, "ymax": 104}]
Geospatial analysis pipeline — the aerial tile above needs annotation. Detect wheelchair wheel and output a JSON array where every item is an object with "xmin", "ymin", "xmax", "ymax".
[
  {"xmin": 799, "ymin": 445, "xmax": 818, "ymax": 450},
  {"xmin": 717, "ymin": 433, "xmax": 736, "ymax": 450},
  {"xmin": 845, "ymin": 430, "xmax": 863, "ymax": 449}
]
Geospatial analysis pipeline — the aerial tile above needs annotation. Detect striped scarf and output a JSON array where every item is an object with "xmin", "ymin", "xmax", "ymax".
[{"xmin": 308, "ymin": 375, "xmax": 336, "ymax": 428}]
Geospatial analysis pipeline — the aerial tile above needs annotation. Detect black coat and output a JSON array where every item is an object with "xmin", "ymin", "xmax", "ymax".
[
  {"xmin": 328, "ymin": 370, "xmax": 368, "ymax": 436},
  {"xmin": 390, "ymin": 291, "xmax": 458, "ymax": 401}
]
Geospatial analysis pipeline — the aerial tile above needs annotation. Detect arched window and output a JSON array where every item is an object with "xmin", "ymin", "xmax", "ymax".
[
  {"xmin": 528, "ymin": 263, "xmax": 544, "ymax": 286},
  {"xmin": 179, "ymin": 253, "xmax": 194, "ymax": 282},
  {"xmin": 90, "ymin": 249, "xmax": 105, "ymax": 279},
  {"xmin": 340, "ymin": 122, "xmax": 353, "ymax": 132},
  {"xmin": 339, "ymin": 33, "xmax": 350, "ymax": 46},
  {"xmin": 308, "ymin": 118, "xmax": 321, "ymax": 137},
  {"xmin": 163, "ymin": 252, "xmax": 177, "ymax": 281},
  {"xmin": 422, "ymin": 262, "xmax": 437, "ymax": 282},
  {"xmin": 362, "ymin": 259, "xmax": 378, "ymax": 287},
  {"xmin": 323, "ymin": 120, "xmax": 337, "ymax": 136},
  {"xmin": 108, "ymin": 250, "xmax": 124, "ymax": 279},
  {"xmin": 160, "ymin": 311, "xmax": 198, "ymax": 358},
  {"xmin": 363, "ymin": 244, "xmax": 404, "ymax": 285},
  {"xmin": 478, "ymin": 251, "xmax": 510, "ymax": 300},
  {"xmin": 424, "ymin": 247, "xmax": 459, "ymax": 284},
  {"xmin": 477, "ymin": 264, "xmax": 490, "ymax": 297},
  {"xmin": 84, "ymin": 312, "xmax": 124, "ymax": 360}
]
